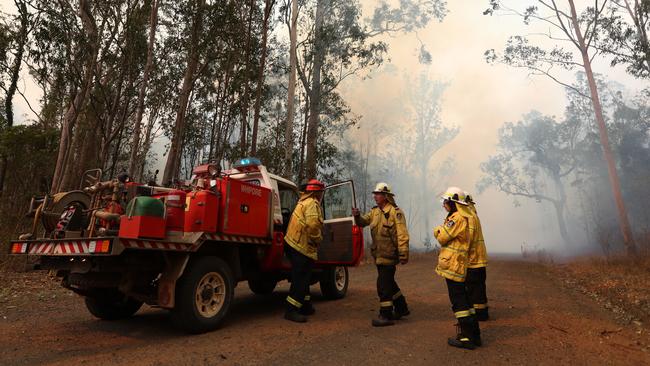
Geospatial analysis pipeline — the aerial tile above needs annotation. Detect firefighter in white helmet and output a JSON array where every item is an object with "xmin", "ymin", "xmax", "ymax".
[
  {"xmin": 353, "ymin": 182, "xmax": 410, "ymax": 327},
  {"xmin": 464, "ymin": 192, "xmax": 489, "ymax": 321},
  {"xmin": 434, "ymin": 187, "xmax": 481, "ymax": 349}
]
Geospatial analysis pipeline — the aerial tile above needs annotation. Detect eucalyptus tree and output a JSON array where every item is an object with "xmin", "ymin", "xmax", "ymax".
[
  {"xmin": 485, "ymin": 0, "xmax": 637, "ymax": 255},
  {"xmin": 599, "ymin": 0, "xmax": 650, "ymax": 78},
  {"xmin": 279, "ymin": 0, "xmax": 448, "ymax": 181},
  {"xmin": 479, "ymin": 111, "xmax": 580, "ymax": 245}
]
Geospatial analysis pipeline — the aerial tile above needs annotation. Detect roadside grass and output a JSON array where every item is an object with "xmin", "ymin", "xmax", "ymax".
[{"xmin": 553, "ymin": 253, "xmax": 650, "ymax": 328}]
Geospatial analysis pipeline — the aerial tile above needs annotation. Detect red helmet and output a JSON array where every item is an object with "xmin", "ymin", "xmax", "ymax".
[{"xmin": 305, "ymin": 179, "xmax": 325, "ymax": 192}]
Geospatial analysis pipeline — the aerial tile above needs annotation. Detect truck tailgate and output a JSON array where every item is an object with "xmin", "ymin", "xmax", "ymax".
[{"xmin": 9, "ymin": 237, "xmax": 123, "ymax": 256}]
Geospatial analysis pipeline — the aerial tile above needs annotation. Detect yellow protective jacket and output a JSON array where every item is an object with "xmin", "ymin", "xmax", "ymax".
[
  {"xmin": 434, "ymin": 211, "xmax": 470, "ymax": 282},
  {"xmin": 284, "ymin": 194, "xmax": 324, "ymax": 260},
  {"xmin": 463, "ymin": 203, "xmax": 488, "ymax": 268},
  {"xmin": 355, "ymin": 203, "xmax": 409, "ymax": 265}
]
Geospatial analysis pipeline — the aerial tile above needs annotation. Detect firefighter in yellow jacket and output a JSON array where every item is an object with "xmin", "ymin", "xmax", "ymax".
[
  {"xmin": 353, "ymin": 182, "xmax": 410, "ymax": 327},
  {"xmin": 464, "ymin": 192, "xmax": 489, "ymax": 321},
  {"xmin": 434, "ymin": 187, "xmax": 481, "ymax": 349},
  {"xmin": 283, "ymin": 179, "xmax": 325, "ymax": 323}
]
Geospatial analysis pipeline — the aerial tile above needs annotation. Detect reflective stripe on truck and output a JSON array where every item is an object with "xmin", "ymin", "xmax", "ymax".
[{"xmin": 10, "ymin": 238, "xmax": 115, "ymax": 255}]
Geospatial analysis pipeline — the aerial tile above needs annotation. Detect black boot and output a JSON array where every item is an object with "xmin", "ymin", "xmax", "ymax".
[
  {"xmin": 372, "ymin": 307, "xmax": 395, "ymax": 327},
  {"xmin": 447, "ymin": 317, "xmax": 476, "ymax": 350},
  {"xmin": 393, "ymin": 295, "xmax": 410, "ymax": 319},
  {"xmin": 300, "ymin": 301, "xmax": 315, "ymax": 316},
  {"xmin": 284, "ymin": 306, "xmax": 307, "ymax": 323},
  {"xmin": 471, "ymin": 316, "xmax": 482, "ymax": 347},
  {"xmin": 476, "ymin": 307, "xmax": 489, "ymax": 321}
]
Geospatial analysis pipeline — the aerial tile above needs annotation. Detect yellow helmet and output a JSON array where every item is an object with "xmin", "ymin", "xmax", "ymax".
[
  {"xmin": 441, "ymin": 186, "xmax": 468, "ymax": 205},
  {"xmin": 372, "ymin": 182, "xmax": 394, "ymax": 196}
]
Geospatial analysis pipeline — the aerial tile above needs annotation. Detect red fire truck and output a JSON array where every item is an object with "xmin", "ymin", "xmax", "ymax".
[{"xmin": 8, "ymin": 158, "xmax": 363, "ymax": 333}]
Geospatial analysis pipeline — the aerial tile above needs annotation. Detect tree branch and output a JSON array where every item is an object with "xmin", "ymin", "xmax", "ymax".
[{"xmin": 16, "ymin": 82, "xmax": 44, "ymax": 124}]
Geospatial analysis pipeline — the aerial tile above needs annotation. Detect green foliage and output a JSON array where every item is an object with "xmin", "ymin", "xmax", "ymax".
[
  {"xmin": 598, "ymin": 2, "xmax": 650, "ymax": 78},
  {"xmin": 368, "ymin": 0, "xmax": 448, "ymax": 34},
  {"xmin": 0, "ymin": 125, "xmax": 59, "ymax": 242}
]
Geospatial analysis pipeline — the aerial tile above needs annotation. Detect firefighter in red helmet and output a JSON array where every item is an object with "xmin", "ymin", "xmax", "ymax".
[{"xmin": 283, "ymin": 179, "xmax": 325, "ymax": 322}]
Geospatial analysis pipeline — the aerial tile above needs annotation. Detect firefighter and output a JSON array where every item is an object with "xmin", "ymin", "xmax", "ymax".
[
  {"xmin": 352, "ymin": 182, "xmax": 410, "ymax": 327},
  {"xmin": 283, "ymin": 179, "xmax": 325, "ymax": 323},
  {"xmin": 434, "ymin": 187, "xmax": 481, "ymax": 349},
  {"xmin": 464, "ymin": 192, "xmax": 489, "ymax": 321}
]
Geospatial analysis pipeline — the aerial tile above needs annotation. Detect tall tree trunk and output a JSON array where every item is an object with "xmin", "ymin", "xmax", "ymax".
[
  {"xmin": 109, "ymin": 124, "xmax": 125, "ymax": 178},
  {"xmin": 304, "ymin": 0, "xmax": 327, "ymax": 179},
  {"xmin": 568, "ymin": 0, "xmax": 637, "ymax": 255},
  {"xmin": 250, "ymin": 0, "xmax": 275, "ymax": 155},
  {"xmin": 283, "ymin": 0, "xmax": 299, "ymax": 179},
  {"xmin": 552, "ymin": 173, "xmax": 571, "ymax": 245},
  {"xmin": 77, "ymin": 121, "xmax": 101, "ymax": 180},
  {"xmin": 3, "ymin": 0, "xmax": 27, "ymax": 130},
  {"xmin": 0, "ymin": 0, "xmax": 28, "ymax": 195},
  {"xmin": 239, "ymin": 0, "xmax": 256, "ymax": 155},
  {"xmin": 98, "ymin": 68, "xmax": 127, "ymax": 169},
  {"xmin": 51, "ymin": 0, "xmax": 98, "ymax": 194},
  {"xmin": 60, "ymin": 118, "xmax": 85, "ymax": 190},
  {"xmin": 298, "ymin": 98, "xmax": 309, "ymax": 183},
  {"xmin": 129, "ymin": 0, "xmax": 158, "ymax": 180},
  {"xmin": 552, "ymin": 200, "xmax": 571, "ymax": 245},
  {"xmin": 162, "ymin": 0, "xmax": 204, "ymax": 185},
  {"xmin": 137, "ymin": 106, "xmax": 159, "ymax": 181},
  {"xmin": 213, "ymin": 66, "xmax": 232, "ymax": 162}
]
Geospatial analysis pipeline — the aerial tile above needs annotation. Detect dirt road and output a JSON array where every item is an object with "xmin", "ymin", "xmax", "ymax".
[{"xmin": 1, "ymin": 255, "xmax": 649, "ymax": 366}]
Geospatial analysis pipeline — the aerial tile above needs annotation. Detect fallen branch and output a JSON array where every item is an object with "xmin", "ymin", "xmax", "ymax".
[
  {"xmin": 549, "ymin": 324, "xmax": 569, "ymax": 333},
  {"xmin": 600, "ymin": 328, "xmax": 623, "ymax": 336}
]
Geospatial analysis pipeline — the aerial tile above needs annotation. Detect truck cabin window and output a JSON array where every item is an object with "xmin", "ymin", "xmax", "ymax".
[{"xmin": 323, "ymin": 183, "xmax": 353, "ymax": 220}]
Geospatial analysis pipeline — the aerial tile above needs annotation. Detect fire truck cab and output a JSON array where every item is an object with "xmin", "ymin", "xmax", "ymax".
[{"xmin": 8, "ymin": 158, "xmax": 363, "ymax": 333}]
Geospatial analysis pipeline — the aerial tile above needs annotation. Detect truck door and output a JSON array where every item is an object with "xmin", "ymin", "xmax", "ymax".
[{"xmin": 317, "ymin": 181, "xmax": 363, "ymax": 266}]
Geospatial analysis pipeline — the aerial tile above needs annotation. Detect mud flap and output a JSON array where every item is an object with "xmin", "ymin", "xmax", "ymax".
[{"xmin": 158, "ymin": 253, "xmax": 189, "ymax": 309}]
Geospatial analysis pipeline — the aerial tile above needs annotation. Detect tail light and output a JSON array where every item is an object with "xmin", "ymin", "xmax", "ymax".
[
  {"xmin": 10, "ymin": 243, "xmax": 28, "ymax": 254},
  {"xmin": 89, "ymin": 240, "xmax": 111, "ymax": 254},
  {"xmin": 351, "ymin": 225, "xmax": 364, "ymax": 265}
]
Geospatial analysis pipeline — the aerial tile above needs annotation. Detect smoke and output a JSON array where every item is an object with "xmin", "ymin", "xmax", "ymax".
[{"xmin": 339, "ymin": 0, "xmax": 648, "ymax": 256}]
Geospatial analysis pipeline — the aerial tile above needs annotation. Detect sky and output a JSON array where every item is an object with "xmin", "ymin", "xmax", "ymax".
[{"xmin": 2, "ymin": 0, "xmax": 647, "ymax": 254}]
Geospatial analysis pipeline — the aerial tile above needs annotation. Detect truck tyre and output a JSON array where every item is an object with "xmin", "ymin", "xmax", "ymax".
[
  {"xmin": 171, "ymin": 256, "xmax": 234, "ymax": 334},
  {"xmin": 248, "ymin": 277, "xmax": 278, "ymax": 295},
  {"xmin": 84, "ymin": 290, "xmax": 143, "ymax": 320},
  {"xmin": 319, "ymin": 266, "xmax": 348, "ymax": 300}
]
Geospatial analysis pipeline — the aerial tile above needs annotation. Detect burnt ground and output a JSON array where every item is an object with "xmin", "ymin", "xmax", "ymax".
[{"xmin": 1, "ymin": 254, "xmax": 649, "ymax": 366}]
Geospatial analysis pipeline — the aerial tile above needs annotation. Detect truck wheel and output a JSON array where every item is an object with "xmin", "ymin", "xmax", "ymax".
[
  {"xmin": 319, "ymin": 266, "xmax": 348, "ymax": 300},
  {"xmin": 84, "ymin": 290, "xmax": 143, "ymax": 320},
  {"xmin": 248, "ymin": 277, "xmax": 278, "ymax": 295},
  {"xmin": 171, "ymin": 256, "xmax": 234, "ymax": 334}
]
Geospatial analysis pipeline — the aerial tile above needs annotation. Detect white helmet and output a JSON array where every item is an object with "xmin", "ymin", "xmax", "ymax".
[
  {"xmin": 441, "ymin": 186, "xmax": 468, "ymax": 205},
  {"xmin": 372, "ymin": 182, "xmax": 394, "ymax": 196}
]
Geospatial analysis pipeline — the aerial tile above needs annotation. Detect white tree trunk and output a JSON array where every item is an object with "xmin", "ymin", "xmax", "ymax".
[
  {"xmin": 283, "ymin": 0, "xmax": 299, "ymax": 178},
  {"xmin": 568, "ymin": 0, "xmax": 637, "ymax": 255}
]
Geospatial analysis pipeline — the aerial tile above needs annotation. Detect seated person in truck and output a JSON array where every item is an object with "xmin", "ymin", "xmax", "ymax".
[{"xmin": 283, "ymin": 179, "xmax": 325, "ymax": 323}]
